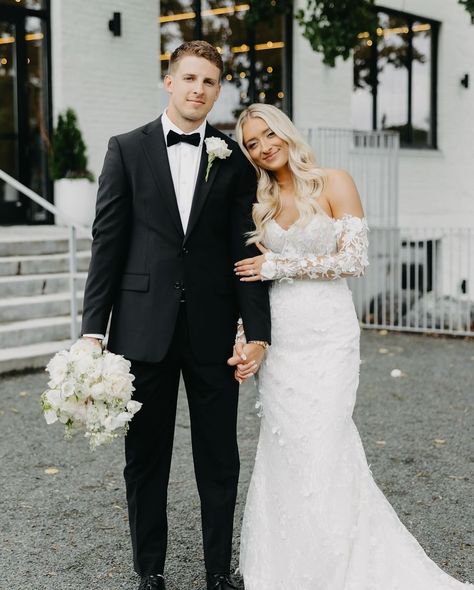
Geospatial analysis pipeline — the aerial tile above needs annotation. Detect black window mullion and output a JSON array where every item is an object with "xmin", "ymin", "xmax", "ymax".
[
  {"xmin": 371, "ymin": 32, "xmax": 378, "ymax": 131},
  {"xmin": 406, "ymin": 18, "xmax": 413, "ymax": 145},
  {"xmin": 283, "ymin": 9, "xmax": 293, "ymax": 118},
  {"xmin": 194, "ymin": 0, "xmax": 201, "ymax": 39},
  {"xmin": 15, "ymin": 16, "xmax": 29, "ymax": 190},
  {"xmin": 430, "ymin": 21, "xmax": 439, "ymax": 149}
]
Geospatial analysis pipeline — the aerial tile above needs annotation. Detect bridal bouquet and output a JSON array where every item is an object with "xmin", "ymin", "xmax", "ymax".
[{"xmin": 41, "ymin": 339, "xmax": 141, "ymax": 449}]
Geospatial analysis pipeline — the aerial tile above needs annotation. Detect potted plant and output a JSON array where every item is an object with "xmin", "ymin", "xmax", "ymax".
[{"xmin": 50, "ymin": 108, "xmax": 95, "ymax": 226}]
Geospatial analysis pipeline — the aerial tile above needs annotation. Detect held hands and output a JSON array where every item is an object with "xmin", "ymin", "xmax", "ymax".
[
  {"xmin": 234, "ymin": 242, "xmax": 269, "ymax": 282},
  {"xmin": 227, "ymin": 341, "xmax": 266, "ymax": 384}
]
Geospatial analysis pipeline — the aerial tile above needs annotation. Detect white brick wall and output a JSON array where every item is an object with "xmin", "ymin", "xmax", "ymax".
[
  {"xmin": 292, "ymin": 0, "xmax": 474, "ymax": 228},
  {"xmin": 292, "ymin": 0, "xmax": 353, "ymax": 131},
  {"xmin": 51, "ymin": 0, "xmax": 160, "ymax": 182}
]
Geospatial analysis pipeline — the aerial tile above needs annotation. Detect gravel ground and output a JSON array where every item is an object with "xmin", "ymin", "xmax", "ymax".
[{"xmin": 1, "ymin": 329, "xmax": 473, "ymax": 590}]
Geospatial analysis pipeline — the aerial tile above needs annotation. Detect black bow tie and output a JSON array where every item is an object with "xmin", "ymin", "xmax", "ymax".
[{"xmin": 166, "ymin": 129, "xmax": 201, "ymax": 148}]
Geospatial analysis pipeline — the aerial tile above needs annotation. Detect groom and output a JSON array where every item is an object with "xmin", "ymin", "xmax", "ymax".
[{"xmin": 81, "ymin": 41, "xmax": 271, "ymax": 590}]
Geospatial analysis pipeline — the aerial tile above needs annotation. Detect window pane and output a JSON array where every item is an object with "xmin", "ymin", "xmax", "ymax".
[
  {"xmin": 254, "ymin": 18, "xmax": 287, "ymax": 111},
  {"xmin": 411, "ymin": 20, "xmax": 432, "ymax": 147},
  {"xmin": 202, "ymin": 2, "xmax": 287, "ymax": 129},
  {"xmin": 26, "ymin": 15, "xmax": 48, "ymax": 218},
  {"xmin": 0, "ymin": 20, "xmax": 21, "ymax": 220},
  {"xmin": 377, "ymin": 13, "xmax": 409, "ymax": 142},
  {"xmin": 201, "ymin": 1, "xmax": 250, "ymax": 130},
  {"xmin": 160, "ymin": 0, "xmax": 196, "ymax": 80}
]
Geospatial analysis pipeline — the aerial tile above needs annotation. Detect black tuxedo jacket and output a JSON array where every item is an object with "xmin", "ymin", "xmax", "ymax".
[{"xmin": 81, "ymin": 116, "xmax": 271, "ymax": 363}]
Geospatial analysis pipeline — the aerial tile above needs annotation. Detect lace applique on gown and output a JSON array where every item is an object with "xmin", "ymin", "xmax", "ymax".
[{"xmin": 239, "ymin": 212, "xmax": 472, "ymax": 590}]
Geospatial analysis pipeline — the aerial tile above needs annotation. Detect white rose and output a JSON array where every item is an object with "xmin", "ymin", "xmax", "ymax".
[
  {"xmin": 205, "ymin": 137, "xmax": 232, "ymax": 159},
  {"xmin": 46, "ymin": 351, "xmax": 69, "ymax": 383},
  {"xmin": 60, "ymin": 379, "xmax": 76, "ymax": 399},
  {"xmin": 126, "ymin": 400, "xmax": 143, "ymax": 415},
  {"xmin": 44, "ymin": 409, "xmax": 58, "ymax": 424},
  {"xmin": 44, "ymin": 389, "xmax": 62, "ymax": 409}
]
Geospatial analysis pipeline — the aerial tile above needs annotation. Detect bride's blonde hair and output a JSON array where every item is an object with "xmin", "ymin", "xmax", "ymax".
[{"xmin": 235, "ymin": 103, "xmax": 326, "ymax": 244}]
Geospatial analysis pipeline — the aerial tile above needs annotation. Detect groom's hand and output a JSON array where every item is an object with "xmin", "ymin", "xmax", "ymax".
[
  {"xmin": 81, "ymin": 336, "xmax": 103, "ymax": 350},
  {"xmin": 227, "ymin": 342, "xmax": 265, "ymax": 383}
]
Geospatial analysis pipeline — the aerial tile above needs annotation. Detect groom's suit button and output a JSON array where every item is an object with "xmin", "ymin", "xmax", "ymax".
[
  {"xmin": 182, "ymin": 248, "xmax": 189, "ymax": 255},
  {"xmin": 174, "ymin": 281, "xmax": 182, "ymax": 289}
]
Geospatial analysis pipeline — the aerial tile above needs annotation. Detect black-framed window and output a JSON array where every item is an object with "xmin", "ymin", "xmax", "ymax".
[
  {"xmin": 159, "ymin": 1, "xmax": 292, "ymax": 131},
  {"xmin": 0, "ymin": 0, "xmax": 52, "ymax": 224},
  {"xmin": 352, "ymin": 7, "xmax": 439, "ymax": 149}
]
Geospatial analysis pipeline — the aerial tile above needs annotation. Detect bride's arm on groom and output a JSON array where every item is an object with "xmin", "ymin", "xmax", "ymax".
[{"xmin": 235, "ymin": 169, "xmax": 369, "ymax": 283}]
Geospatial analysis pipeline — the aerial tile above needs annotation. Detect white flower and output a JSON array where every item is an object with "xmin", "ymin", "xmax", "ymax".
[
  {"xmin": 41, "ymin": 339, "xmax": 141, "ymax": 449},
  {"xmin": 204, "ymin": 136, "xmax": 232, "ymax": 181},
  {"xmin": 44, "ymin": 409, "xmax": 58, "ymax": 425},
  {"xmin": 390, "ymin": 369, "xmax": 402, "ymax": 378},
  {"xmin": 126, "ymin": 400, "xmax": 143, "ymax": 414}
]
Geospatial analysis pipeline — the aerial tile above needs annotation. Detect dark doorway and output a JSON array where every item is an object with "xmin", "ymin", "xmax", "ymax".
[{"xmin": 0, "ymin": 0, "xmax": 51, "ymax": 224}]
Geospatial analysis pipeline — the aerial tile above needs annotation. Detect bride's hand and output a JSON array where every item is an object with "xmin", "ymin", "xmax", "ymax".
[{"xmin": 234, "ymin": 243, "xmax": 269, "ymax": 282}]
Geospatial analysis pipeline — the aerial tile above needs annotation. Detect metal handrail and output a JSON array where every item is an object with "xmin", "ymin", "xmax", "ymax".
[{"xmin": 0, "ymin": 168, "xmax": 91, "ymax": 340}]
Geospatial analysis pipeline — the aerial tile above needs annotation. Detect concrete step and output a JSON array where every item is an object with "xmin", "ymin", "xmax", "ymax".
[
  {"xmin": 0, "ymin": 251, "xmax": 91, "ymax": 276},
  {"xmin": 0, "ymin": 237, "xmax": 92, "ymax": 257},
  {"xmin": 0, "ymin": 273, "xmax": 87, "ymax": 298},
  {"xmin": 0, "ymin": 339, "xmax": 73, "ymax": 374},
  {"xmin": 0, "ymin": 292, "xmax": 84, "ymax": 323},
  {"xmin": 0, "ymin": 226, "xmax": 92, "ymax": 257},
  {"xmin": 0, "ymin": 315, "xmax": 82, "ymax": 349}
]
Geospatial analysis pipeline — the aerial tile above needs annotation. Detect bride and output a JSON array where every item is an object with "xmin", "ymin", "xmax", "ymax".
[{"xmin": 231, "ymin": 103, "xmax": 472, "ymax": 589}]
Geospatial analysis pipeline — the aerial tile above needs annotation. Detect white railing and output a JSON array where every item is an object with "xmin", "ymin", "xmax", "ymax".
[
  {"xmin": 0, "ymin": 169, "xmax": 90, "ymax": 340},
  {"xmin": 349, "ymin": 226, "xmax": 474, "ymax": 336},
  {"xmin": 303, "ymin": 128, "xmax": 472, "ymax": 336}
]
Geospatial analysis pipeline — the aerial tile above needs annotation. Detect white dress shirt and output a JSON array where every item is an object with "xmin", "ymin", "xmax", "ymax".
[
  {"xmin": 83, "ymin": 110, "xmax": 207, "ymax": 341},
  {"xmin": 161, "ymin": 109, "xmax": 206, "ymax": 234}
]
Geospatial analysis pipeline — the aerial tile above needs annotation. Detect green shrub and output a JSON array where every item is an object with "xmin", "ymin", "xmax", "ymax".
[{"xmin": 49, "ymin": 108, "xmax": 94, "ymax": 181}]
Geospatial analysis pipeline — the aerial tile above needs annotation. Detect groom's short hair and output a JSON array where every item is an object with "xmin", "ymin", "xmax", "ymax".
[{"xmin": 169, "ymin": 40, "xmax": 223, "ymax": 78}]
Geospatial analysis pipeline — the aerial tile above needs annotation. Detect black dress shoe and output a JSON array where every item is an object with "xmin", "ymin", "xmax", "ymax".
[
  {"xmin": 206, "ymin": 572, "xmax": 238, "ymax": 590},
  {"xmin": 138, "ymin": 574, "xmax": 166, "ymax": 590}
]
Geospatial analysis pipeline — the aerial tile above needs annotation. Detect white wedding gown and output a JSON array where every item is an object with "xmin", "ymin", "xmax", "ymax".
[{"xmin": 239, "ymin": 211, "xmax": 472, "ymax": 590}]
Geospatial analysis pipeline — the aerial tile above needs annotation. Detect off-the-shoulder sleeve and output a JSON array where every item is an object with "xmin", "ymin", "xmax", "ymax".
[{"xmin": 260, "ymin": 214, "xmax": 369, "ymax": 281}]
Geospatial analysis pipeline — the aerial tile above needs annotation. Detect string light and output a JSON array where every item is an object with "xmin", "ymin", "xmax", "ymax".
[
  {"xmin": 0, "ymin": 32, "xmax": 44, "ymax": 45},
  {"xmin": 367, "ymin": 39, "xmax": 373, "ymax": 46},
  {"xmin": 358, "ymin": 22, "xmax": 431, "ymax": 39},
  {"xmin": 226, "ymin": 73, "xmax": 232, "ymax": 81},
  {"xmin": 1, "ymin": 58, "xmax": 7, "ymax": 65},
  {"xmin": 267, "ymin": 66, "xmax": 273, "ymax": 73},
  {"xmin": 160, "ymin": 3, "xmax": 250, "ymax": 23},
  {"xmin": 259, "ymin": 91, "xmax": 266, "ymax": 99},
  {"xmin": 278, "ymin": 91, "xmax": 284, "ymax": 99},
  {"xmin": 239, "ymin": 71, "xmax": 246, "ymax": 78}
]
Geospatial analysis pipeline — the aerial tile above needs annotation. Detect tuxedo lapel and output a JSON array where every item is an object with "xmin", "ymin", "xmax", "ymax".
[
  {"xmin": 140, "ymin": 117, "xmax": 184, "ymax": 237},
  {"xmin": 184, "ymin": 124, "xmax": 221, "ymax": 244}
]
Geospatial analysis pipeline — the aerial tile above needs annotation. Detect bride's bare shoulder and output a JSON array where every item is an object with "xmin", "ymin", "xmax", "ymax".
[{"xmin": 319, "ymin": 168, "xmax": 364, "ymax": 219}]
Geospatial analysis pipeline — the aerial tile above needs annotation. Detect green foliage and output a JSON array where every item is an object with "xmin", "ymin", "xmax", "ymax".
[
  {"xmin": 245, "ymin": 0, "xmax": 292, "ymax": 26},
  {"xmin": 49, "ymin": 108, "xmax": 94, "ymax": 181},
  {"xmin": 458, "ymin": 0, "xmax": 474, "ymax": 21},
  {"xmin": 295, "ymin": 0, "xmax": 379, "ymax": 67}
]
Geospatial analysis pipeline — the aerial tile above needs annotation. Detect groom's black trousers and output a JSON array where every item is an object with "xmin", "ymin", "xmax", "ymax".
[{"xmin": 124, "ymin": 304, "xmax": 240, "ymax": 576}]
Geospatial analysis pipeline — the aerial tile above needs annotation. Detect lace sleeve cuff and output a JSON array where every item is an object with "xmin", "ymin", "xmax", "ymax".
[{"xmin": 260, "ymin": 215, "xmax": 369, "ymax": 282}]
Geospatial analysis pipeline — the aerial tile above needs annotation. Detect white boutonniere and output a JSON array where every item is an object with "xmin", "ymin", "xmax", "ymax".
[{"xmin": 204, "ymin": 137, "xmax": 232, "ymax": 181}]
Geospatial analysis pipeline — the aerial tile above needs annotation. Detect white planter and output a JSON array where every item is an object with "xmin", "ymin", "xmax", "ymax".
[{"xmin": 54, "ymin": 178, "xmax": 96, "ymax": 227}]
